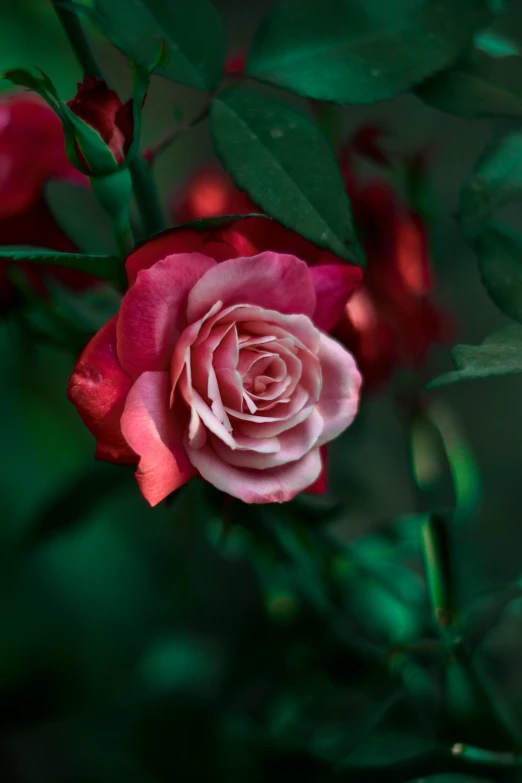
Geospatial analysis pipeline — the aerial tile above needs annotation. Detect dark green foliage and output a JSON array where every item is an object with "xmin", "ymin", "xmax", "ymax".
[
  {"xmin": 57, "ymin": 0, "xmax": 226, "ymax": 91},
  {"xmin": 428, "ymin": 325, "xmax": 522, "ymax": 387},
  {"xmin": 210, "ymin": 88, "xmax": 364, "ymax": 264},
  {"xmin": 247, "ymin": 0, "xmax": 493, "ymax": 104}
]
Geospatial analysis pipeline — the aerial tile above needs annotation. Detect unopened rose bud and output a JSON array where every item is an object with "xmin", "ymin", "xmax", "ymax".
[{"xmin": 67, "ymin": 77, "xmax": 134, "ymax": 173}]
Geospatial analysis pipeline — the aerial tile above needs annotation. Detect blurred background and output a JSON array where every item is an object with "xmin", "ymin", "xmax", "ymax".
[{"xmin": 2, "ymin": 1, "xmax": 522, "ymax": 782}]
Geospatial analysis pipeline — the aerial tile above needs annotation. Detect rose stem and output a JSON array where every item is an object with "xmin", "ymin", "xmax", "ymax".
[
  {"xmin": 145, "ymin": 102, "xmax": 211, "ymax": 165},
  {"xmin": 411, "ymin": 409, "xmax": 522, "ymax": 752},
  {"xmin": 51, "ymin": 2, "xmax": 166, "ymax": 238}
]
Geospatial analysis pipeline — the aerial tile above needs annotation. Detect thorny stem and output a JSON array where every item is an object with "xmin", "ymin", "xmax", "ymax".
[
  {"xmin": 406, "ymin": 394, "xmax": 522, "ymax": 752},
  {"xmin": 419, "ymin": 504, "xmax": 522, "ymax": 752},
  {"xmin": 128, "ymin": 155, "xmax": 165, "ymax": 235}
]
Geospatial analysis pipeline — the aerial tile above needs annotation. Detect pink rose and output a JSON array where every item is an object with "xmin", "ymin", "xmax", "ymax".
[{"xmin": 68, "ymin": 226, "xmax": 362, "ymax": 506}]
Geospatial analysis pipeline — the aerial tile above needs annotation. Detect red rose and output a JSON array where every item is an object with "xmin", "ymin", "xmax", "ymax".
[
  {"xmin": 68, "ymin": 220, "xmax": 362, "ymax": 505},
  {"xmin": 0, "ymin": 93, "xmax": 92, "ymax": 312},
  {"xmin": 67, "ymin": 77, "xmax": 134, "ymax": 169},
  {"xmin": 333, "ymin": 180, "xmax": 451, "ymax": 389}
]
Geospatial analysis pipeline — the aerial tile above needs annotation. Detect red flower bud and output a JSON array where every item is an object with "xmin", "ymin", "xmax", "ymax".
[{"xmin": 67, "ymin": 77, "xmax": 134, "ymax": 168}]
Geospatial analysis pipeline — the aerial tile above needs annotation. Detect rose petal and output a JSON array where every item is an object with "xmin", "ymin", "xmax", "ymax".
[
  {"xmin": 310, "ymin": 264, "xmax": 363, "ymax": 332},
  {"xmin": 228, "ymin": 309, "xmax": 320, "ymax": 353},
  {"xmin": 305, "ymin": 445, "xmax": 329, "ymax": 494},
  {"xmin": 68, "ymin": 316, "xmax": 135, "ymax": 464},
  {"xmin": 186, "ymin": 442, "xmax": 322, "ymax": 504},
  {"xmin": 126, "ymin": 227, "xmax": 237, "ymax": 285},
  {"xmin": 180, "ymin": 381, "xmax": 237, "ymax": 449},
  {"xmin": 225, "ymin": 384, "xmax": 310, "ymax": 425},
  {"xmin": 210, "ymin": 408, "xmax": 323, "ymax": 470},
  {"xmin": 186, "ymin": 252, "xmax": 316, "ymax": 323},
  {"xmin": 118, "ymin": 253, "xmax": 217, "ymax": 378},
  {"xmin": 316, "ymin": 334, "xmax": 362, "ymax": 446},
  {"xmin": 170, "ymin": 301, "xmax": 224, "ymax": 398},
  {"xmin": 120, "ymin": 371, "xmax": 195, "ymax": 506}
]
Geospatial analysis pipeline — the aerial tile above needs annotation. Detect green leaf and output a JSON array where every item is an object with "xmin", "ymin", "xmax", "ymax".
[
  {"xmin": 427, "ymin": 324, "xmax": 522, "ymax": 388},
  {"xmin": 0, "ymin": 248, "xmax": 121, "ymax": 282},
  {"xmin": 459, "ymin": 131, "xmax": 522, "ymax": 322},
  {"xmin": 459, "ymin": 130, "xmax": 522, "ymax": 241},
  {"xmin": 210, "ymin": 88, "xmax": 363, "ymax": 264},
  {"xmin": 48, "ymin": 280, "xmax": 122, "ymax": 333},
  {"xmin": 474, "ymin": 28, "xmax": 520, "ymax": 58},
  {"xmin": 475, "ymin": 226, "xmax": 522, "ymax": 324},
  {"xmin": 4, "ymin": 67, "xmax": 61, "ymax": 111},
  {"xmin": 177, "ymin": 213, "xmax": 268, "ymax": 233},
  {"xmin": 20, "ymin": 462, "xmax": 132, "ymax": 551},
  {"xmin": 138, "ymin": 214, "xmax": 270, "ymax": 251},
  {"xmin": 417, "ymin": 48, "xmax": 522, "ymax": 118},
  {"xmin": 45, "ymin": 181, "xmax": 117, "ymax": 255},
  {"xmin": 247, "ymin": 0, "xmax": 493, "ymax": 104},
  {"xmin": 58, "ymin": 0, "xmax": 226, "ymax": 91},
  {"xmin": 340, "ymin": 730, "xmax": 439, "ymax": 769}
]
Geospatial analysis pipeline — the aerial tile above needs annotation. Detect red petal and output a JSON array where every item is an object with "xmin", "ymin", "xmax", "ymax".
[
  {"xmin": 309, "ymin": 264, "xmax": 363, "ymax": 332},
  {"xmin": 68, "ymin": 316, "xmax": 136, "ymax": 464},
  {"xmin": 126, "ymin": 226, "xmax": 239, "ymax": 285}
]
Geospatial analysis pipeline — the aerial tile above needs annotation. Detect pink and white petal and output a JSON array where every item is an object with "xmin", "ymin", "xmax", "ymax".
[
  {"xmin": 235, "ymin": 400, "xmax": 315, "ymax": 439},
  {"xmin": 316, "ymin": 333, "xmax": 362, "ymax": 447},
  {"xmin": 118, "ymin": 252, "xmax": 217, "ymax": 378},
  {"xmin": 120, "ymin": 371, "xmax": 195, "ymax": 506},
  {"xmin": 186, "ymin": 442, "xmax": 322, "ymax": 504},
  {"xmin": 310, "ymin": 264, "xmax": 363, "ymax": 332},
  {"xmin": 233, "ymin": 433, "xmax": 281, "ymax": 453},
  {"xmin": 186, "ymin": 252, "xmax": 316, "ymax": 322},
  {"xmin": 208, "ymin": 324, "xmax": 242, "ymax": 410},
  {"xmin": 297, "ymin": 346, "xmax": 323, "ymax": 403},
  {"xmin": 239, "ymin": 351, "xmax": 277, "ymax": 381},
  {"xmin": 193, "ymin": 303, "xmax": 318, "ymax": 355},
  {"xmin": 215, "ymin": 367, "xmax": 243, "ymax": 410},
  {"xmin": 226, "ymin": 384, "xmax": 310, "ymax": 426},
  {"xmin": 68, "ymin": 316, "xmax": 135, "ymax": 464},
  {"xmin": 210, "ymin": 408, "xmax": 323, "ymax": 470},
  {"xmin": 221, "ymin": 306, "xmax": 320, "ymax": 352},
  {"xmin": 170, "ymin": 301, "xmax": 223, "ymax": 394},
  {"xmin": 190, "ymin": 322, "xmax": 234, "ymax": 399},
  {"xmin": 213, "ymin": 323, "xmax": 240, "ymax": 370},
  {"xmin": 178, "ymin": 372, "xmax": 236, "ymax": 449},
  {"xmin": 179, "ymin": 367, "xmax": 207, "ymax": 450},
  {"xmin": 305, "ymin": 446, "xmax": 329, "ymax": 494}
]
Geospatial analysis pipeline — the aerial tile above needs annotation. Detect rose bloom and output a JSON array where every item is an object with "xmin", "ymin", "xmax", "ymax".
[
  {"xmin": 68, "ymin": 221, "xmax": 362, "ymax": 505},
  {"xmin": 67, "ymin": 77, "xmax": 134, "ymax": 170},
  {"xmin": 0, "ymin": 92, "xmax": 91, "ymax": 312},
  {"xmin": 171, "ymin": 161, "xmax": 449, "ymax": 390}
]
